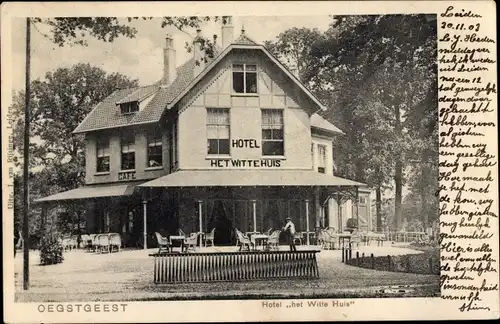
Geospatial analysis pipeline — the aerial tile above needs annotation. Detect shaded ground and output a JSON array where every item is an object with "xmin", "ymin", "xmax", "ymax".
[{"xmin": 15, "ymin": 244, "xmax": 439, "ymax": 302}]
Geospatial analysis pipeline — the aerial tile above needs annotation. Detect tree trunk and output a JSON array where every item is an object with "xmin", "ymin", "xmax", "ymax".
[
  {"xmin": 394, "ymin": 160, "xmax": 403, "ymax": 231},
  {"xmin": 394, "ymin": 103, "xmax": 402, "ymax": 231},
  {"xmin": 376, "ymin": 186, "xmax": 382, "ymax": 232}
]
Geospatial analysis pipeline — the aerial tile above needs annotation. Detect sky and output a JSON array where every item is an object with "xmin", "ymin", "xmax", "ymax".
[{"xmin": 11, "ymin": 16, "xmax": 333, "ymax": 91}]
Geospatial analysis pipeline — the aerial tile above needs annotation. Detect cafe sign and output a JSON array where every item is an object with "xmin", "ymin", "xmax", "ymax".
[{"xmin": 119, "ymin": 171, "xmax": 136, "ymax": 181}]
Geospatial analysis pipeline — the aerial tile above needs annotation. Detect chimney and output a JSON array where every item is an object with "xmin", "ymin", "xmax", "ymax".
[
  {"xmin": 221, "ymin": 16, "xmax": 234, "ymax": 48},
  {"xmin": 194, "ymin": 29, "xmax": 205, "ymax": 76},
  {"xmin": 162, "ymin": 34, "xmax": 177, "ymax": 85}
]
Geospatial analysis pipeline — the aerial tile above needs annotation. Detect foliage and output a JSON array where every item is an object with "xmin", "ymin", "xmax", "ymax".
[
  {"xmin": 39, "ymin": 229, "xmax": 64, "ymax": 265},
  {"xmin": 32, "ymin": 17, "xmax": 229, "ymax": 65},
  {"xmin": 293, "ymin": 15, "xmax": 437, "ymax": 230},
  {"xmin": 264, "ymin": 27, "xmax": 324, "ymax": 83},
  {"xmin": 12, "ymin": 65, "xmax": 137, "ymax": 239}
]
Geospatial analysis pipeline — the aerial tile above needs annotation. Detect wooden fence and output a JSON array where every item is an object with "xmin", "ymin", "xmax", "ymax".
[
  {"xmin": 341, "ymin": 247, "xmax": 439, "ymax": 275},
  {"xmin": 150, "ymin": 251, "xmax": 320, "ymax": 283}
]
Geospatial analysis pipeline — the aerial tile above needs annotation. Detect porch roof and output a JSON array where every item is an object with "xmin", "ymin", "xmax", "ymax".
[
  {"xmin": 138, "ymin": 170, "xmax": 366, "ymax": 188},
  {"xmin": 35, "ymin": 181, "xmax": 143, "ymax": 203}
]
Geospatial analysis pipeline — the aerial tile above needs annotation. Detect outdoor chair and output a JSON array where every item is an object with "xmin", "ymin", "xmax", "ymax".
[
  {"xmin": 97, "ymin": 233, "xmax": 111, "ymax": 253},
  {"xmin": 350, "ymin": 230, "xmax": 361, "ymax": 249},
  {"xmin": 183, "ymin": 233, "xmax": 200, "ymax": 252},
  {"xmin": 80, "ymin": 234, "xmax": 91, "ymax": 250},
  {"xmin": 109, "ymin": 233, "xmax": 122, "ymax": 252},
  {"xmin": 322, "ymin": 228, "xmax": 338, "ymax": 250},
  {"xmin": 155, "ymin": 232, "xmax": 170, "ymax": 254},
  {"xmin": 205, "ymin": 228, "xmax": 215, "ymax": 247},
  {"xmin": 265, "ymin": 228, "xmax": 273, "ymax": 236},
  {"xmin": 61, "ymin": 237, "xmax": 72, "ymax": 251},
  {"xmin": 70, "ymin": 235, "xmax": 79, "ymax": 249},
  {"xmin": 293, "ymin": 232, "xmax": 303, "ymax": 245},
  {"xmin": 235, "ymin": 229, "xmax": 253, "ymax": 251},
  {"xmin": 178, "ymin": 229, "xmax": 187, "ymax": 236},
  {"xmin": 267, "ymin": 230, "xmax": 281, "ymax": 250},
  {"xmin": 91, "ymin": 234, "xmax": 101, "ymax": 252}
]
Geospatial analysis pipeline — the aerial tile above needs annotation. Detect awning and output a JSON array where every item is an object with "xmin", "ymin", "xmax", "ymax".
[
  {"xmin": 35, "ymin": 181, "xmax": 143, "ymax": 203},
  {"xmin": 139, "ymin": 170, "xmax": 366, "ymax": 188}
]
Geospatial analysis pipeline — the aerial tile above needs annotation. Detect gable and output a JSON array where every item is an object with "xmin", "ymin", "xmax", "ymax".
[{"xmin": 174, "ymin": 47, "xmax": 324, "ymax": 117}]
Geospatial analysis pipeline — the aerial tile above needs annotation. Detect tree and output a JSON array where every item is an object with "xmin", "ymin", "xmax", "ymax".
[
  {"xmin": 307, "ymin": 15, "xmax": 437, "ymax": 230},
  {"xmin": 32, "ymin": 17, "xmax": 229, "ymax": 65},
  {"xmin": 264, "ymin": 27, "xmax": 324, "ymax": 83},
  {"xmin": 12, "ymin": 64, "xmax": 137, "ymax": 240}
]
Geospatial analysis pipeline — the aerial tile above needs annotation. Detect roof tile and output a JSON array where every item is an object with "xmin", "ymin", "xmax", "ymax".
[{"xmin": 74, "ymin": 59, "xmax": 196, "ymax": 133}]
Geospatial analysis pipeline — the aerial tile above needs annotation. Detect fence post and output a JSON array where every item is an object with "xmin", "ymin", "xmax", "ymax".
[
  {"xmin": 370, "ymin": 253, "xmax": 374, "ymax": 269},
  {"xmin": 348, "ymin": 243, "xmax": 352, "ymax": 260},
  {"xmin": 341, "ymin": 247, "xmax": 345, "ymax": 263},
  {"xmin": 356, "ymin": 251, "xmax": 360, "ymax": 266}
]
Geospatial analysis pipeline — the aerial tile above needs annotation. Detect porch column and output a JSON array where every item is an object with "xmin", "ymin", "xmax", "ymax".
[
  {"xmin": 314, "ymin": 188, "xmax": 321, "ymax": 228},
  {"xmin": 337, "ymin": 191, "xmax": 341, "ymax": 233},
  {"xmin": 355, "ymin": 187, "xmax": 359, "ymax": 230},
  {"xmin": 305, "ymin": 199, "xmax": 310, "ymax": 246},
  {"xmin": 142, "ymin": 200, "xmax": 147, "ymax": 250},
  {"xmin": 40, "ymin": 203, "xmax": 47, "ymax": 232},
  {"xmin": 198, "ymin": 200, "xmax": 203, "ymax": 247},
  {"xmin": 252, "ymin": 200, "xmax": 257, "ymax": 233}
]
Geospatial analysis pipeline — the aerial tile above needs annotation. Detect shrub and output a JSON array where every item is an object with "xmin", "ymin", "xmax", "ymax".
[{"xmin": 39, "ymin": 231, "xmax": 64, "ymax": 265}]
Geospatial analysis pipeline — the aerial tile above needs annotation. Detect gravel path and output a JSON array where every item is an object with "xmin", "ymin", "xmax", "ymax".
[{"xmin": 15, "ymin": 245, "xmax": 439, "ymax": 302}]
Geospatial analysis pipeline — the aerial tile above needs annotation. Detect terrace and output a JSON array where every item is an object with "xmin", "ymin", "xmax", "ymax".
[{"xmin": 15, "ymin": 244, "xmax": 439, "ymax": 302}]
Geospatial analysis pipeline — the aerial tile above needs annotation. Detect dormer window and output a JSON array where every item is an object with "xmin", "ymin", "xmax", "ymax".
[
  {"xmin": 120, "ymin": 101, "xmax": 139, "ymax": 115},
  {"xmin": 233, "ymin": 64, "xmax": 257, "ymax": 94}
]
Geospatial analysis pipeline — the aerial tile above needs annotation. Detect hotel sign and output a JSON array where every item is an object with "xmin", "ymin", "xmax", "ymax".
[{"xmin": 209, "ymin": 138, "xmax": 284, "ymax": 168}]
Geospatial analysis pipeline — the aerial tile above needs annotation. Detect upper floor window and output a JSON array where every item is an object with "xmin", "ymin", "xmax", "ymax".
[
  {"xmin": 121, "ymin": 133, "xmax": 135, "ymax": 170},
  {"xmin": 261, "ymin": 109, "xmax": 284, "ymax": 156},
  {"xmin": 317, "ymin": 144, "xmax": 327, "ymax": 173},
  {"xmin": 207, "ymin": 108, "xmax": 230, "ymax": 155},
  {"xmin": 120, "ymin": 101, "xmax": 139, "ymax": 115},
  {"xmin": 232, "ymin": 64, "xmax": 257, "ymax": 94},
  {"xmin": 358, "ymin": 196, "xmax": 367, "ymax": 205},
  {"xmin": 96, "ymin": 137, "xmax": 110, "ymax": 173},
  {"xmin": 147, "ymin": 132, "xmax": 163, "ymax": 167}
]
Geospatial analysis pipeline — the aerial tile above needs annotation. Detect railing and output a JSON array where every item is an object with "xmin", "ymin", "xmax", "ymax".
[{"xmin": 150, "ymin": 250, "xmax": 320, "ymax": 284}]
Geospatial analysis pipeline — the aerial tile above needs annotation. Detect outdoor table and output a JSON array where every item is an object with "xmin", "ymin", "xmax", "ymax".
[
  {"xmin": 302, "ymin": 231, "xmax": 316, "ymax": 245},
  {"xmin": 169, "ymin": 235, "xmax": 185, "ymax": 252},
  {"xmin": 338, "ymin": 234, "xmax": 352, "ymax": 249},
  {"xmin": 250, "ymin": 234, "xmax": 269, "ymax": 251}
]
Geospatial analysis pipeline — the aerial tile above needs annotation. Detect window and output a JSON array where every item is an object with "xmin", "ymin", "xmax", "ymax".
[
  {"xmin": 121, "ymin": 133, "xmax": 135, "ymax": 170},
  {"xmin": 147, "ymin": 132, "xmax": 163, "ymax": 167},
  {"xmin": 358, "ymin": 196, "xmax": 367, "ymax": 205},
  {"xmin": 207, "ymin": 108, "xmax": 230, "ymax": 155},
  {"xmin": 96, "ymin": 137, "xmax": 110, "ymax": 173},
  {"xmin": 261, "ymin": 109, "xmax": 284, "ymax": 156},
  {"xmin": 232, "ymin": 64, "xmax": 257, "ymax": 93},
  {"xmin": 317, "ymin": 144, "xmax": 327, "ymax": 173},
  {"xmin": 120, "ymin": 101, "xmax": 139, "ymax": 114}
]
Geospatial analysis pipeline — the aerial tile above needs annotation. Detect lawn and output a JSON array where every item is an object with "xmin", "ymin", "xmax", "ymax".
[{"xmin": 15, "ymin": 245, "xmax": 439, "ymax": 302}]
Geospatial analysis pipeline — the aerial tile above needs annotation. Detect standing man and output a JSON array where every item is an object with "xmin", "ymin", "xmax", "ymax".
[{"xmin": 283, "ymin": 217, "xmax": 297, "ymax": 252}]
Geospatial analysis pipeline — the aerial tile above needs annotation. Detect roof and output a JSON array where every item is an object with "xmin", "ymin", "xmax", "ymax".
[
  {"xmin": 310, "ymin": 113, "xmax": 344, "ymax": 135},
  {"xmin": 139, "ymin": 170, "xmax": 366, "ymax": 188},
  {"xmin": 34, "ymin": 181, "xmax": 143, "ymax": 203},
  {"xmin": 73, "ymin": 59, "xmax": 196, "ymax": 133},
  {"xmin": 74, "ymin": 36, "xmax": 336, "ymax": 134},
  {"xmin": 233, "ymin": 31, "xmax": 257, "ymax": 45}
]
